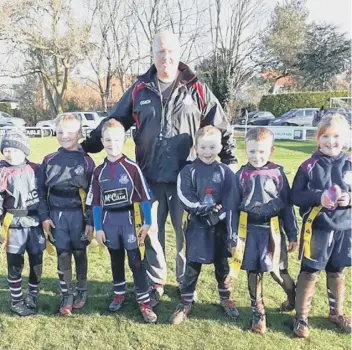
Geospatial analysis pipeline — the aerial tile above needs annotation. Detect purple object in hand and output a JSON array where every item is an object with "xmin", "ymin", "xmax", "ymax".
[{"xmin": 327, "ymin": 184, "xmax": 342, "ymax": 209}]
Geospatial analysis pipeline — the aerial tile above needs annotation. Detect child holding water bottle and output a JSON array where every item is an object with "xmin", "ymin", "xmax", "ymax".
[
  {"xmin": 170, "ymin": 126, "xmax": 239, "ymax": 324},
  {"xmin": 291, "ymin": 114, "xmax": 351, "ymax": 338}
]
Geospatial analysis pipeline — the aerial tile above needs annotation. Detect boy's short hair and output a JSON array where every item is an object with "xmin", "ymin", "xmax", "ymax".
[
  {"xmin": 245, "ymin": 127, "xmax": 274, "ymax": 144},
  {"xmin": 102, "ymin": 119, "xmax": 125, "ymax": 134},
  {"xmin": 55, "ymin": 113, "xmax": 82, "ymax": 130},
  {"xmin": 195, "ymin": 125, "xmax": 221, "ymax": 144}
]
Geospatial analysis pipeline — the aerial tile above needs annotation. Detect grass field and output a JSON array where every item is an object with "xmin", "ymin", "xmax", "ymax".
[{"xmin": 0, "ymin": 137, "xmax": 350, "ymax": 350}]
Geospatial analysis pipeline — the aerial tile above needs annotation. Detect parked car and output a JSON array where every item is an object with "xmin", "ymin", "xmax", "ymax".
[
  {"xmin": 312, "ymin": 107, "xmax": 351, "ymax": 127},
  {"xmin": 269, "ymin": 108, "xmax": 319, "ymax": 127},
  {"xmin": 0, "ymin": 112, "xmax": 26, "ymax": 130},
  {"xmin": 56, "ymin": 111, "xmax": 102, "ymax": 129},
  {"xmin": 239, "ymin": 111, "xmax": 276, "ymax": 126}
]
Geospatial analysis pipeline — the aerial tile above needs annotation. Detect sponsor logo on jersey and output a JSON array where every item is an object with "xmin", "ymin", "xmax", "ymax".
[
  {"xmin": 26, "ymin": 189, "xmax": 39, "ymax": 206},
  {"xmin": 119, "ymin": 174, "xmax": 129, "ymax": 185},
  {"xmin": 140, "ymin": 99, "xmax": 151, "ymax": 105},
  {"xmin": 212, "ymin": 172, "xmax": 221, "ymax": 183},
  {"xmin": 74, "ymin": 165, "xmax": 85, "ymax": 176},
  {"xmin": 103, "ymin": 188, "xmax": 128, "ymax": 206}
]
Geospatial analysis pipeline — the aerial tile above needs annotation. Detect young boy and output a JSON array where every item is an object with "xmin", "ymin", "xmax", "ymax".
[
  {"xmin": 170, "ymin": 125, "xmax": 239, "ymax": 325},
  {"xmin": 0, "ymin": 129, "xmax": 47, "ymax": 316},
  {"xmin": 228, "ymin": 127, "xmax": 298, "ymax": 334},
  {"xmin": 42, "ymin": 114, "xmax": 95, "ymax": 316},
  {"xmin": 86, "ymin": 119, "xmax": 157, "ymax": 323}
]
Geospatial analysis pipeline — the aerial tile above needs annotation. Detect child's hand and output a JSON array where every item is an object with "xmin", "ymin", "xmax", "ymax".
[
  {"xmin": 84, "ymin": 225, "xmax": 94, "ymax": 241},
  {"xmin": 213, "ymin": 204, "xmax": 222, "ymax": 212},
  {"xmin": 287, "ymin": 241, "xmax": 297, "ymax": 253},
  {"xmin": 95, "ymin": 230, "xmax": 106, "ymax": 247},
  {"xmin": 138, "ymin": 225, "xmax": 150, "ymax": 244},
  {"xmin": 337, "ymin": 192, "xmax": 350, "ymax": 207},
  {"xmin": 42, "ymin": 219, "xmax": 55, "ymax": 241},
  {"xmin": 321, "ymin": 191, "xmax": 334, "ymax": 209}
]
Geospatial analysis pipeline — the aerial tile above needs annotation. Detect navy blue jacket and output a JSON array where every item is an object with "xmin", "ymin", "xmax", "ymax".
[
  {"xmin": 228, "ymin": 162, "xmax": 298, "ymax": 245},
  {"xmin": 42, "ymin": 148, "xmax": 95, "ymax": 222},
  {"xmin": 81, "ymin": 62, "xmax": 237, "ymax": 184},
  {"xmin": 177, "ymin": 158, "xmax": 236, "ymax": 263},
  {"xmin": 291, "ymin": 151, "xmax": 351, "ymax": 231}
]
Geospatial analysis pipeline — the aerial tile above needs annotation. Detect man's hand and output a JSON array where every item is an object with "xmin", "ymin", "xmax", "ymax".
[
  {"xmin": 228, "ymin": 163, "xmax": 238, "ymax": 173},
  {"xmin": 337, "ymin": 192, "xmax": 351, "ymax": 207},
  {"xmin": 138, "ymin": 224, "xmax": 150, "ymax": 244},
  {"xmin": 287, "ymin": 241, "xmax": 297, "ymax": 253},
  {"xmin": 42, "ymin": 219, "xmax": 55, "ymax": 241},
  {"xmin": 84, "ymin": 225, "xmax": 94, "ymax": 241},
  {"xmin": 95, "ymin": 230, "xmax": 106, "ymax": 247}
]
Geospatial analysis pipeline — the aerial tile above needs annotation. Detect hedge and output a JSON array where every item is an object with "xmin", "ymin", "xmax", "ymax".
[{"xmin": 259, "ymin": 90, "xmax": 350, "ymax": 117}]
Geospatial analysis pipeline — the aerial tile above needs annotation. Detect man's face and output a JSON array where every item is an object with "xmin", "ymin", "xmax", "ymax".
[
  {"xmin": 2, "ymin": 147, "xmax": 26, "ymax": 165},
  {"xmin": 153, "ymin": 33, "xmax": 180, "ymax": 81},
  {"xmin": 101, "ymin": 128, "xmax": 125, "ymax": 158},
  {"xmin": 245, "ymin": 138, "xmax": 274, "ymax": 168},
  {"xmin": 195, "ymin": 135, "xmax": 222, "ymax": 165},
  {"xmin": 56, "ymin": 120, "xmax": 82, "ymax": 151}
]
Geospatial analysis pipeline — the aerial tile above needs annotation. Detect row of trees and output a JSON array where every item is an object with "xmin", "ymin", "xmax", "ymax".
[{"xmin": 0, "ymin": 0, "xmax": 350, "ymax": 122}]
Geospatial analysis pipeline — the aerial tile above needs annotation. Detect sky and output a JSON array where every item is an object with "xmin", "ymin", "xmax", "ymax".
[{"xmin": 306, "ymin": 0, "xmax": 351, "ymax": 37}]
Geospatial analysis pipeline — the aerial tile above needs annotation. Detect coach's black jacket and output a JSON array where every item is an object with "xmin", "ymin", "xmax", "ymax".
[{"xmin": 81, "ymin": 62, "xmax": 237, "ymax": 184}]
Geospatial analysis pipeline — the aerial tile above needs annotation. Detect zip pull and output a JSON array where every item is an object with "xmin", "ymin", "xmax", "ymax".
[{"xmin": 159, "ymin": 132, "xmax": 163, "ymax": 140}]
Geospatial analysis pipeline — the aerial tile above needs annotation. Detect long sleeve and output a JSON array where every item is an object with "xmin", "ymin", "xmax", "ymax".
[
  {"xmin": 200, "ymin": 84, "xmax": 237, "ymax": 165},
  {"xmin": 279, "ymin": 171, "xmax": 298, "ymax": 242},
  {"xmin": 81, "ymin": 82, "xmax": 137, "ymax": 153},
  {"xmin": 291, "ymin": 165, "xmax": 323, "ymax": 208},
  {"xmin": 84, "ymin": 155, "xmax": 96, "ymax": 225}
]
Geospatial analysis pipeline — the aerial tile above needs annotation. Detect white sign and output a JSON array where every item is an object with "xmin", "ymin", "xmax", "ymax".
[{"xmin": 267, "ymin": 127, "xmax": 306, "ymax": 140}]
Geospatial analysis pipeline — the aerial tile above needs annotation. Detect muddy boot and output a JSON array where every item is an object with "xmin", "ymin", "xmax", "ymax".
[
  {"xmin": 11, "ymin": 301, "xmax": 35, "ymax": 317},
  {"xmin": 220, "ymin": 299, "xmax": 240, "ymax": 320},
  {"xmin": 327, "ymin": 271, "xmax": 351, "ymax": 333},
  {"xmin": 59, "ymin": 294, "xmax": 73, "ymax": 316},
  {"xmin": 271, "ymin": 269, "xmax": 296, "ymax": 312},
  {"xmin": 248, "ymin": 271, "xmax": 266, "ymax": 334},
  {"xmin": 170, "ymin": 303, "xmax": 192, "ymax": 325},
  {"xmin": 293, "ymin": 271, "xmax": 319, "ymax": 338},
  {"xmin": 139, "ymin": 303, "xmax": 157, "ymax": 323},
  {"xmin": 25, "ymin": 293, "xmax": 38, "ymax": 310},
  {"xmin": 73, "ymin": 289, "xmax": 88, "ymax": 310}
]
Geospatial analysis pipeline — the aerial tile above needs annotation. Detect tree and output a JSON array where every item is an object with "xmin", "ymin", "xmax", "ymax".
[
  {"xmin": 297, "ymin": 23, "xmax": 351, "ymax": 90},
  {"xmin": 196, "ymin": 0, "xmax": 266, "ymax": 110},
  {"xmin": 0, "ymin": 0, "xmax": 91, "ymax": 117},
  {"xmin": 260, "ymin": 0, "xmax": 308, "ymax": 90}
]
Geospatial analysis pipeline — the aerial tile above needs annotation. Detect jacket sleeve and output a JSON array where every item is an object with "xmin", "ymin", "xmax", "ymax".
[
  {"xmin": 279, "ymin": 170, "xmax": 298, "ymax": 242},
  {"xmin": 81, "ymin": 82, "xmax": 137, "ymax": 153},
  {"xmin": 132, "ymin": 165, "xmax": 152, "ymax": 203},
  {"xmin": 85, "ymin": 156, "xmax": 96, "ymax": 225},
  {"xmin": 200, "ymin": 83, "xmax": 237, "ymax": 165},
  {"xmin": 226, "ymin": 171, "xmax": 242, "ymax": 248},
  {"xmin": 291, "ymin": 165, "xmax": 323, "ymax": 208},
  {"xmin": 176, "ymin": 167, "xmax": 215, "ymax": 215}
]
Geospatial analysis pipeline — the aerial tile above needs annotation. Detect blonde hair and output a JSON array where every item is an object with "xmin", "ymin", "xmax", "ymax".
[
  {"xmin": 195, "ymin": 125, "xmax": 221, "ymax": 144},
  {"xmin": 102, "ymin": 119, "xmax": 125, "ymax": 134},
  {"xmin": 245, "ymin": 127, "xmax": 274, "ymax": 145},
  {"xmin": 316, "ymin": 113, "xmax": 350, "ymax": 147},
  {"xmin": 55, "ymin": 113, "xmax": 82, "ymax": 130}
]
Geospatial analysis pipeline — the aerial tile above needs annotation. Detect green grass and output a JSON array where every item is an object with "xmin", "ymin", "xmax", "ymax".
[{"xmin": 0, "ymin": 137, "xmax": 350, "ymax": 350}]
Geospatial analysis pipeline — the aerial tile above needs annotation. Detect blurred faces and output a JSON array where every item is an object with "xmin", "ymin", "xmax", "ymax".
[
  {"xmin": 153, "ymin": 32, "xmax": 180, "ymax": 82},
  {"xmin": 246, "ymin": 137, "xmax": 274, "ymax": 168},
  {"xmin": 56, "ymin": 119, "xmax": 82, "ymax": 151},
  {"xmin": 196, "ymin": 134, "xmax": 222, "ymax": 165},
  {"xmin": 101, "ymin": 127, "xmax": 125, "ymax": 161},
  {"xmin": 318, "ymin": 126, "xmax": 346, "ymax": 157},
  {"xmin": 2, "ymin": 147, "xmax": 26, "ymax": 165}
]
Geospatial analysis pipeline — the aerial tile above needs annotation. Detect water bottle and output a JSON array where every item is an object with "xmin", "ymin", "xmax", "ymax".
[
  {"xmin": 327, "ymin": 184, "xmax": 342, "ymax": 210},
  {"xmin": 203, "ymin": 187, "xmax": 215, "ymax": 206}
]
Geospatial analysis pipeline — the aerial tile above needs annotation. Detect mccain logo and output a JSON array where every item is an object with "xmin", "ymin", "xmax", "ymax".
[{"xmin": 103, "ymin": 188, "xmax": 129, "ymax": 206}]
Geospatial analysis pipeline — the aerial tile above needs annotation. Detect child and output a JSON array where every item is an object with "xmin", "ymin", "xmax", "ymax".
[
  {"xmin": 86, "ymin": 119, "xmax": 157, "ymax": 323},
  {"xmin": 42, "ymin": 114, "xmax": 95, "ymax": 316},
  {"xmin": 229, "ymin": 127, "xmax": 298, "ymax": 334},
  {"xmin": 291, "ymin": 114, "xmax": 351, "ymax": 338},
  {"xmin": 0, "ymin": 129, "xmax": 47, "ymax": 316},
  {"xmin": 170, "ymin": 125, "xmax": 239, "ymax": 325}
]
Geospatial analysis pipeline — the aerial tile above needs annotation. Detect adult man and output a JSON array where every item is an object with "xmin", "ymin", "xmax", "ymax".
[{"xmin": 81, "ymin": 31, "xmax": 238, "ymax": 305}]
